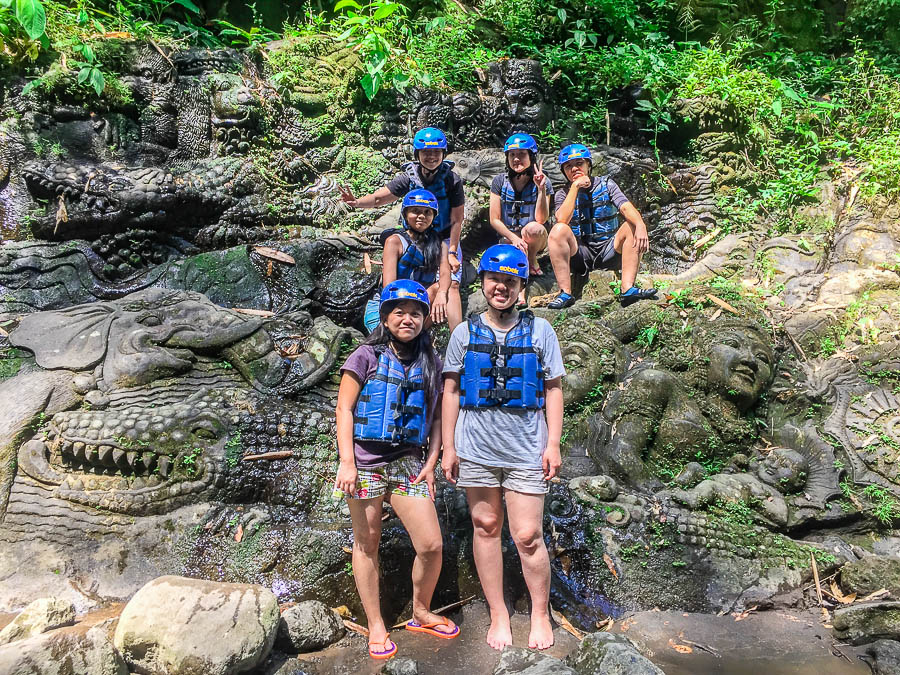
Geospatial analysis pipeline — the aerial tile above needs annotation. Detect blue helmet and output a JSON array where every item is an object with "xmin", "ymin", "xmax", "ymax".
[
  {"xmin": 380, "ymin": 279, "xmax": 430, "ymax": 313},
  {"xmin": 478, "ymin": 244, "xmax": 528, "ymax": 280},
  {"xmin": 504, "ymin": 133, "xmax": 538, "ymax": 154},
  {"xmin": 558, "ymin": 143, "xmax": 592, "ymax": 168},
  {"xmin": 412, "ymin": 127, "xmax": 448, "ymax": 152}
]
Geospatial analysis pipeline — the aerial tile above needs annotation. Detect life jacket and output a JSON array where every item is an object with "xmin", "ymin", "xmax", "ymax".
[
  {"xmin": 394, "ymin": 231, "xmax": 437, "ymax": 285},
  {"xmin": 353, "ymin": 347, "xmax": 429, "ymax": 446},
  {"xmin": 499, "ymin": 174, "xmax": 539, "ymax": 233},
  {"xmin": 460, "ymin": 311, "xmax": 544, "ymax": 409},
  {"xmin": 402, "ymin": 160, "xmax": 455, "ymax": 237},
  {"xmin": 569, "ymin": 176, "xmax": 619, "ymax": 243}
]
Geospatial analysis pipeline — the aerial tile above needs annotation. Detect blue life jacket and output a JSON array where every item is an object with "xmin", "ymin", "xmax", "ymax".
[
  {"xmin": 394, "ymin": 231, "xmax": 437, "ymax": 285},
  {"xmin": 402, "ymin": 160, "xmax": 455, "ymax": 237},
  {"xmin": 460, "ymin": 311, "xmax": 545, "ymax": 409},
  {"xmin": 569, "ymin": 177, "xmax": 619, "ymax": 243},
  {"xmin": 499, "ymin": 174, "xmax": 539, "ymax": 233},
  {"xmin": 353, "ymin": 348, "xmax": 428, "ymax": 446}
]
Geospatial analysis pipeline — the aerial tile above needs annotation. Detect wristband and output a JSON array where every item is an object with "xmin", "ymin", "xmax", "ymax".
[{"xmin": 448, "ymin": 249, "xmax": 459, "ymax": 257}]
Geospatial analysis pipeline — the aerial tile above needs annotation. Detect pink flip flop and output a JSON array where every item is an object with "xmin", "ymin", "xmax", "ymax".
[{"xmin": 405, "ymin": 618, "xmax": 460, "ymax": 639}]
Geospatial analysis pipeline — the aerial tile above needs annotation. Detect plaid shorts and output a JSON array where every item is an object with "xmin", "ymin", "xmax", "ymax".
[{"xmin": 334, "ymin": 456, "xmax": 430, "ymax": 500}]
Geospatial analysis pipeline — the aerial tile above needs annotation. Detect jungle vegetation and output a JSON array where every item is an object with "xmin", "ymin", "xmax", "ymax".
[{"xmin": 2, "ymin": 0, "xmax": 899, "ymax": 235}]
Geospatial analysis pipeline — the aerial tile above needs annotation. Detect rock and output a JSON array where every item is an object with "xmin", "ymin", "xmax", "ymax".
[
  {"xmin": 276, "ymin": 600, "xmax": 345, "ymax": 653},
  {"xmin": 833, "ymin": 602, "xmax": 900, "ymax": 645},
  {"xmin": 0, "ymin": 597, "xmax": 75, "ymax": 645},
  {"xmin": 566, "ymin": 632, "xmax": 664, "ymax": 674},
  {"xmin": 381, "ymin": 657, "xmax": 421, "ymax": 674},
  {"xmin": 0, "ymin": 623, "xmax": 127, "ymax": 674},
  {"xmin": 113, "ymin": 575, "xmax": 279, "ymax": 675},
  {"xmin": 842, "ymin": 556, "xmax": 900, "ymax": 597},
  {"xmin": 861, "ymin": 640, "xmax": 900, "ymax": 675},
  {"xmin": 493, "ymin": 646, "xmax": 577, "ymax": 674}
]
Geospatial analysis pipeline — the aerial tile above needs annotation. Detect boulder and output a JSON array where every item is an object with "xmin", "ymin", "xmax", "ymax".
[
  {"xmin": 0, "ymin": 597, "xmax": 76, "ymax": 645},
  {"xmin": 493, "ymin": 646, "xmax": 577, "ymax": 674},
  {"xmin": 113, "ymin": 575, "xmax": 279, "ymax": 675},
  {"xmin": 861, "ymin": 640, "xmax": 900, "ymax": 675},
  {"xmin": 833, "ymin": 602, "xmax": 900, "ymax": 645},
  {"xmin": 276, "ymin": 600, "xmax": 345, "ymax": 653},
  {"xmin": 0, "ymin": 623, "xmax": 127, "ymax": 675},
  {"xmin": 381, "ymin": 657, "xmax": 421, "ymax": 675},
  {"xmin": 566, "ymin": 632, "xmax": 665, "ymax": 674},
  {"xmin": 842, "ymin": 556, "xmax": 900, "ymax": 597}
]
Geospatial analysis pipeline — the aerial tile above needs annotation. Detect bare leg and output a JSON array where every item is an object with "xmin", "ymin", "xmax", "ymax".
[
  {"xmin": 505, "ymin": 489, "xmax": 553, "ymax": 650},
  {"xmin": 448, "ymin": 283, "xmax": 463, "ymax": 332},
  {"xmin": 521, "ymin": 222, "xmax": 549, "ymax": 275},
  {"xmin": 391, "ymin": 494, "xmax": 456, "ymax": 632},
  {"xmin": 548, "ymin": 223, "xmax": 578, "ymax": 295},
  {"xmin": 467, "ymin": 486, "xmax": 512, "ymax": 650},
  {"xmin": 614, "ymin": 226, "xmax": 640, "ymax": 292},
  {"xmin": 348, "ymin": 497, "xmax": 391, "ymax": 649}
]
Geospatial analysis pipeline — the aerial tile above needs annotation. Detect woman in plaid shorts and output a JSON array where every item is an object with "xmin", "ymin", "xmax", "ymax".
[{"xmin": 334, "ymin": 279, "xmax": 459, "ymax": 660}]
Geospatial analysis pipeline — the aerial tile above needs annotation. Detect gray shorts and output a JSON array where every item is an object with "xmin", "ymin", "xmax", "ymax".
[
  {"xmin": 572, "ymin": 236, "xmax": 620, "ymax": 275},
  {"xmin": 457, "ymin": 458, "xmax": 548, "ymax": 494}
]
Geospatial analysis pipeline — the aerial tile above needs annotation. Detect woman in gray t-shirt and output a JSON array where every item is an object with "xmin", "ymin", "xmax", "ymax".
[{"xmin": 442, "ymin": 244, "xmax": 565, "ymax": 653}]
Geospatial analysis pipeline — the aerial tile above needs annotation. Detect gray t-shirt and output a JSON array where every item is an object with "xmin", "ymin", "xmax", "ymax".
[{"xmin": 443, "ymin": 314, "xmax": 566, "ymax": 469}]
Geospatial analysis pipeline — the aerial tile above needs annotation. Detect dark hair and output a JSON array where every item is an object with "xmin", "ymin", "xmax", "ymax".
[
  {"xmin": 402, "ymin": 208, "xmax": 443, "ymax": 277},
  {"xmin": 365, "ymin": 303, "xmax": 440, "ymax": 413}
]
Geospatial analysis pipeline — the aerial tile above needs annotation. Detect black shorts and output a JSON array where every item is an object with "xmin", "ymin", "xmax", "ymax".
[{"xmin": 571, "ymin": 237, "xmax": 620, "ymax": 276}]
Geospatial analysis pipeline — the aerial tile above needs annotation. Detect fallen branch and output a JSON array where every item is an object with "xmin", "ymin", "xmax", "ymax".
[
  {"xmin": 682, "ymin": 638, "xmax": 721, "ymax": 657},
  {"xmin": 242, "ymin": 451, "xmax": 294, "ymax": 462},
  {"xmin": 811, "ymin": 552, "xmax": 824, "ymax": 606},
  {"xmin": 343, "ymin": 619, "xmax": 369, "ymax": 637},
  {"xmin": 391, "ymin": 595, "xmax": 476, "ymax": 628}
]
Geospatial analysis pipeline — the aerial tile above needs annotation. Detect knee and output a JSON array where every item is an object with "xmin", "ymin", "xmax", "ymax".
[
  {"xmin": 511, "ymin": 526, "xmax": 544, "ymax": 555},
  {"xmin": 522, "ymin": 223, "xmax": 548, "ymax": 245},
  {"xmin": 416, "ymin": 534, "xmax": 443, "ymax": 560},
  {"xmin": 472, "ymin": 513, "xmax": 503, "ymax": 538},
  {"xmin": 354, "ymin": 531, "xmax": 381, "ymax": 557},
  {"xmin": 548, "ymin": 224, "xmax": 568, "ymax": 247}
]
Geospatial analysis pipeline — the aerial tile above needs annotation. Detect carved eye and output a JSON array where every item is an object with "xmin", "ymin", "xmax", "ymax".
[
  {"xmin": 138, "ymin": 314, "xmax": 162, "ymax": 326},
  {"xmin": 193, "ymin": 427, "xmax": 217, "ymax": 440}
]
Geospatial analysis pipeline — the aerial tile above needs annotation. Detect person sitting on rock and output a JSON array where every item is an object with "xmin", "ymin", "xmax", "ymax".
[
  {"xmin": 362, "ymin": 189, "xmax": 451, "ymax": 333},
  {"xmin": 441, "ymin": 244, "xmax": 565, "ymax": 652},
  {"xmin": 547, "ymin": 143, "xmax": 657, "ymax": 309},
  {"xmin": 488, "ymin": 133, "xmax": 553, "ymax": 306},
  {"xmin": 334, "ymin": 280, "xmax": 460, "ymax": 661},
  {"xmin": 340, "ymin": 127, "xmax": 465, "ymax": 330}
]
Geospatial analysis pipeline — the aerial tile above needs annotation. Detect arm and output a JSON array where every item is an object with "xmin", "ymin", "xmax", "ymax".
[
  {"xmin": 339, "ymin": 185, "xmax": 399, "ymax": 209},
  {"xmin": 619, "ymin": 201, "xmax": 650, "ymax": 253},
  {"xmin": 412, "ymin": 392, "xmax": 443, "ymax": 500},
  {"xmin": 334, "ymin": 372, "xmax": 363, "ymax": 494},
  {"xmin": 554, "ymin": 176, "xmax": 592, "ymax": 224},
  {"xmin": 489, "ymin": 193, "xmax": 525, "ymax": 249},
  {"xmin": 430, "ymin": 241, "xmax": 451, "ymax": 324},
  {"xmin": 441, "ymin": 373, "xmax": 461, "ymax": 483},
  {"xmin": 447, "ymin": 204, "xmax": 465, "ymax": 273},
  {"xmin": 542, "ymin": 376, "xmax": 563, "ymax": 480},
  {"xmin": 381, "ymin": 233, "xmax": 403, "ymax": 286}
]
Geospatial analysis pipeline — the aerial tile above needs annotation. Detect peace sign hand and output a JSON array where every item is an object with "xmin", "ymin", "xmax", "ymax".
[
  {"xmin": 338, "ymin": 185, "xmax": 358, "ymax": 207},
  {"xmin": 533, "ymin": 160, "xmax": 546, "ymax": 189}
]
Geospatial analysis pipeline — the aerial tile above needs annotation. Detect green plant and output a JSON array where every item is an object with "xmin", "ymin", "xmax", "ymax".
[
  {"xmin": 225, "ymin": 432, "xmax": 242, "ymax": 468},
  {"xmin": 635, "ymin": 89, "xmax": 674, "ymax": 179}
]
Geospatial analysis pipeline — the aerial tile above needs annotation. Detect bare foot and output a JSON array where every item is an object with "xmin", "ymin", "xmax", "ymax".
[
  {"xmin": 410, "ymin": 610, "xmax": 458, "ymax": 636},
  {"xmin": 486, "ymin": 611, "xmax": 512, "ymax": 651},
  {"xmin": 530, "ymin": 264, "xmax": 542, "ymax": 276},
  {"xmin": 528, "ymin": 613, "xmax": 554, "ymax": 650}
]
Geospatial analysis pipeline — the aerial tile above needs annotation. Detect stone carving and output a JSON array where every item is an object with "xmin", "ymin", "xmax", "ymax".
[{"xmin": 592, "ymin": 317, "xmax": 775, "ymax": 487}]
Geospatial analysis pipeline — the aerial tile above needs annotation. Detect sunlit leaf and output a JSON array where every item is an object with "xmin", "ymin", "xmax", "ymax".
[
  {"xmin": 171, "ymin": 0, "xmax": 200, "ymax": 12},
  {"xmin": 334, "ymin": 0, "xmax": 362, "ymax": 11},
  {"xmin": 15, "ymin": 0, "xmax": 46, "ymax": 40},
  {"xmin": 89, "ymin": 67, "xmax": 105, "ymax": 95},
  {"xmin": 77, "ymin": 66, "xmax": 90, "ymax": 84},
  {"xmin": 372, "ymin": 3, "xmax": 399, "ymax": 20}
]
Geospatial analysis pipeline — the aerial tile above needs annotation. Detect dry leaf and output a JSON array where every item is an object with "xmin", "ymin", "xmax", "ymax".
[
  {"xmin": 731, "ymin": 605, "xmax": 758, "ymax": 621},
  {"xmin": 266, "ymin": 260, "xmax": 273, "ymax": 277},
  {"xmin": 253, "ymin": 246, "xmax": 295, "ymax": 265},
  {"xmin": 830, "ymin": 581, "xmax": 856, "ymax": 605},
  {"xmin": 596, "ymin": 617, "xmax": 614, "ymax": 631},
  {"xmin": 332, "ymin": 605, "xmax": 352, "ymax": 618},
  {"xmin": 550, "ymin": 606, "xmax": 584, "ymax": 640},
  {"xmin": 234, "ymin": 524, "xmax": 244, "ymax": 543},
  {"xmin": 603, "ymin": 553, "xmax": 619, "ymax": 581},
  {"xmin": 364, "ymin": 253, "xmax": 372, "ymax": 274},
  {"xmin": 860, "ymin": 588, "xmax": 890, "ymax": 602},
  {"xmin": 710, "ymin": 308, "xmax": 723, "ymax": 321},
  {"xmin": 55, "ymin": 196, "xmax": 68, "ymax": 234},
  {"xmin": 232, "ymin": 308, "xmax": 275, "ymax": 317},
  {"xmin": 693, "ymin": 227, "xmax": 721, "ymax": 250},
  {"xmin": 342, "ymin": 546, "xmax": 352, "ymax": 554},
  {"xmin": 620, "ymin": 618, "xmax": 635, "ymax": 632},
  {"xmin": 706, "ymin": 294, "xmax": 739, "ymax": 315},
  {"xmin": 668, "ymin": 638, "xmax": 693, "ymax": 654}
]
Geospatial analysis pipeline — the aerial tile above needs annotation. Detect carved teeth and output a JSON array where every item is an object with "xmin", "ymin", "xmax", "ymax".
[
  {"xmin": 126, "ymin": 451, "xmax": 138, "ymax": 471},
  {"xmin": 73, "ymin": 442, "xmax": 86, "ymax": 461},
  {"xmin": 60, "ymin": 440, "xmax": 73, "ymax": 454},
  {"xmin": 98, "ymin": 445, "xmax": 114, "ymax": 466},
  {"xmin": 157, "ymin": 456, "xmax": 171, "ymax": 478},
  {"xmin": 142, "ymin": 452, "xmax": 156, "ymax": 473},
  {"xmin": 113, "ymin": 448, "xmax": 128, "ymax": 471},
  {"xmin": 132, "ymin": 477, "xmax": 146, "ymax": 490}
]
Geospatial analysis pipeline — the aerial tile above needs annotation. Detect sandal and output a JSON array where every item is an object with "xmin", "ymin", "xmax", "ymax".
[
  {"xmin": 619, "ymin": 287, "xmax": 658, "ymax": 307},
  {"xmin": 368, "ymin": 634, "xmax": 397, "ymax": 660},
  {"xmin": 547, "ymin": 292, "xmax": 575, "ymax": 309},
  {"xmin": 406, "ymin": 618, "xmax": 460, "ymax": 639}
]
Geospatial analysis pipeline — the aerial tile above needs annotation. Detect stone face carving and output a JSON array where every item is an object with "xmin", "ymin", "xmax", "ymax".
[{"xmin": 593, "ymin": 318, "xmax": 775, "ymax": 486}]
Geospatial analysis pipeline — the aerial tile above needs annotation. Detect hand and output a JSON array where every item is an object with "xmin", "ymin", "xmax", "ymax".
[
  {"xmin": 338, "ymin": 185, "xmax": 358, "ymax": 207},
  {"xmin": 334, "ymin": 460, "xmax": 358, "ymax": 496},
  {"xmin": 571, "ymin": 175, "xmax": 592, "ymax": 190},
  {"xmin": 448, "ymin": 249, "xmax": 461, "ymax": 274},
  {"xmin": 430, "ymin": 290, "xmax": 448, "ymax": 324},
  {"xmin": 533, "ymin": 160, "xmax": 546, "ymax": 190},
  {"xmin": 633, "ymin": 226, "xmax": 650, "ymax": 254},
  {"xmin": 442, "ymin": 447, "xmax": 459, "ymax": 484},
  {"xmin": 542, "ymin": 443, "xmax": 561, "ymax": 481},
  {"xmin": 511, "ymin": 235, "xmax": 528, "ymax": 255},
  {"xmin": 411, "ymin": 462, "xmax": 437, "ymax": 501}
]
